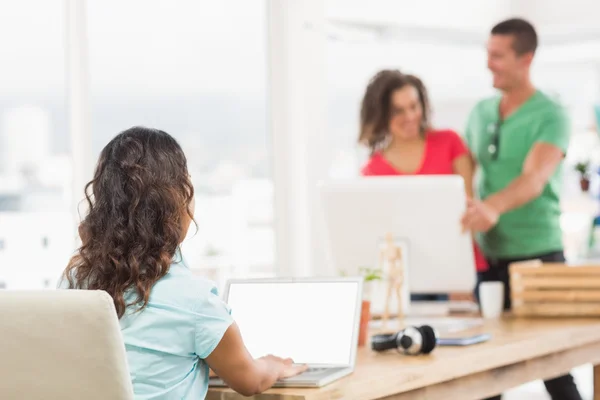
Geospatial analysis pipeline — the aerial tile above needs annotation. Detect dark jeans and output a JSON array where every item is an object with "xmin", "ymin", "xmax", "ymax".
[{"xmin": 475, "ymin": 250, "xmax": 582, "ymax": 400}]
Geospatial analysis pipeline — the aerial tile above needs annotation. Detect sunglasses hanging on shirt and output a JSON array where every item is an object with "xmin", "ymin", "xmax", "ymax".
[
  {"xmin": 487, "ymin": 102, "xmax": 505, "ymax": 161},
  {"xmin": 486, "ymin": 121, "xmax": 500, "ymax": 160}
]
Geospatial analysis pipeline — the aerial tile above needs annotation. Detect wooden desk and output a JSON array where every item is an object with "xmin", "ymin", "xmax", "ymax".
[{"xmin": 207, "ymin": 317, "xmax": 600, "ymax": 400}]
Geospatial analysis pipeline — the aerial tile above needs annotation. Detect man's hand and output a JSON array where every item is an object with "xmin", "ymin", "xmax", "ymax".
[
  {"xmin": 461, "ymin": 199, "xmax": 500, "ymax": 233},
  {"xmin": 477, "ymin": 142, "xmax": 564, "ymax": 216}
]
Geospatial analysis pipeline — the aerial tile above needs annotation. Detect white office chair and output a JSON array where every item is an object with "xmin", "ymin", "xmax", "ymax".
[{"xmin": 0, "ymin": 290, "xmax": 134, "ymax": 400}]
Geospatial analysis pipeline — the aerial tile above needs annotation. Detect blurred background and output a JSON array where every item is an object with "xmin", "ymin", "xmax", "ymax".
[{"xmin": 0, "ymin": 0, "xmax": 599, "ymax": 293}]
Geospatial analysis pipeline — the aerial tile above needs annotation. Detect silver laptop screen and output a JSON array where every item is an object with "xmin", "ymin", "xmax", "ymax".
[{"xmin": 226, "ymin": 281, "xmax": 360, "ymax": 365}]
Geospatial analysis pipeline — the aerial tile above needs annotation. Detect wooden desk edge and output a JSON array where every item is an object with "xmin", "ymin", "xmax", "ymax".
[
  {"xmin": 208, "ymin": 342, "xmax": 600, "ymax": 400},
  {"xmin": 207, "ymin": 320, "xmax": 600, "ymax": 400}
]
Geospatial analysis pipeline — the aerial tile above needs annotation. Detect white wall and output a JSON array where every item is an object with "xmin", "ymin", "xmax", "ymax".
[
  {"xmin": 327, "ymin": 0, "xmax": 512, "ymax": 31},
  {"xmin": 513, "ymin": 0, "xmax": 600, "ymax": 32}
]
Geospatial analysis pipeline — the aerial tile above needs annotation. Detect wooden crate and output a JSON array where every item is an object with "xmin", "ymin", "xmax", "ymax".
[{"xmin": 510, "ymin": 260, "xmax": 600, "ymax": 317}]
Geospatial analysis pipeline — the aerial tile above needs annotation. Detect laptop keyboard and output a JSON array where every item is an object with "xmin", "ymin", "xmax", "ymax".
[
  {"xmin": 281, "ymin": 367, "xmax": 345, "ymax": 381},
  {"xmin": 304, "ymin": 367, "xmax": 327, "ymax": 374}
]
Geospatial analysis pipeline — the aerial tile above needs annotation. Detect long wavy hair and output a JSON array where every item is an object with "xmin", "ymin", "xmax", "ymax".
[
  {"xmin": 358, "ymin": 69, "xmax": 432, "ymax": 154},
  {"xmin": 64, "ymin": 127, "xmax": 195, "ymax": 318}
]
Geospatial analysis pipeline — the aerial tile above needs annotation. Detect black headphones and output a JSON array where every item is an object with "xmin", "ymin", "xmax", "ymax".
[{"xmin": 371, "ymin": 325, "xmax": 438, "ymax": 355}]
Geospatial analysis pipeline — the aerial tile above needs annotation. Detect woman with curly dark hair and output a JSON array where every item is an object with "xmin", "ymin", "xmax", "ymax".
[
  {"xmin": 359, "ymin": 70, "xmax": 488, "ymax": 299},
  {"xmin": 60, "ymin": 127, "xmax": 305, "ymax": 399}
]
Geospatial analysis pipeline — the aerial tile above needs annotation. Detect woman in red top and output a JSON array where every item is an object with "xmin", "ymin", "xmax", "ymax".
[{"xmin": 358, "ymin": 70, "xmax": 487, "ymax": 300}]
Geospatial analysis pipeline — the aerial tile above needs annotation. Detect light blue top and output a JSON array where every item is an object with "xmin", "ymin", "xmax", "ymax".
[{"xmin": 59, "ymin": 255, "xmax": 233, "ymax": 399}]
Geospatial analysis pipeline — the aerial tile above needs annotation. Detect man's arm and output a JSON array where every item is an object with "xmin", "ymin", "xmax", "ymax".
[
  {"xmin": 461, "ymin": 142, "xmax": 564, "ymax": 232},
  {"xmin": 484, "ymin": 141, "xmax": 564, "ymax": 213},
  {"xmin": 462, "ymin": 103, "xmax": 569, "ymax": 233}
]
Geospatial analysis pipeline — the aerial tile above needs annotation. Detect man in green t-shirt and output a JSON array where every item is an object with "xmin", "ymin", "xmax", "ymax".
[{"xmin": 462, "ymin": 19, "xmax": 582, "ymax": 400}]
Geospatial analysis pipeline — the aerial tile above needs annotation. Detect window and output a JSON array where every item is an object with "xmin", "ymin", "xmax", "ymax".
[
  {"xmin": 87, "ymin": 0, "xmax": 274, "ymax": 290},
  {"xmin": 0, "ymin": 0, "xmax": 72, "ymax": 289}
]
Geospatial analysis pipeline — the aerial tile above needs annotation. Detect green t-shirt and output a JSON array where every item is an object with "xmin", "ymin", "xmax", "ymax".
[{"xmin": 465, "ymin": 90, "xmax": 570, "ymax": 259}]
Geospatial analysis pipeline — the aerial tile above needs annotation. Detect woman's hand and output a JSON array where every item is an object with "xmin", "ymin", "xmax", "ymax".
[
  {"xmin": 206, "ymin": 324, "xmax": 308, "ymax": 396},
  {"xmin": 259, "ymin": 355, "xmax": 308, "ymax": 379}
]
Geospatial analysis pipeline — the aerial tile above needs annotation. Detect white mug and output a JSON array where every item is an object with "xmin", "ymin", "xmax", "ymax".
[{"xmin": 479, "ymin": 281, "xmax": 504, "ymax": 319}]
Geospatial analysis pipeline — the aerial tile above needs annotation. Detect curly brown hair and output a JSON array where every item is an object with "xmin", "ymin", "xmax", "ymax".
[
  {"xmin": 358, "ymin": 69, "xmax": 432, "ymax": 153},
  {"xmin": 63, "ymin": 127, "xmax": 195, "ymax": 318}
]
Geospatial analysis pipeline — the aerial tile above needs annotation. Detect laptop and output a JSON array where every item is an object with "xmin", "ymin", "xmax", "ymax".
[{"xmin": 209, "ymin": 277, "xmax": 363, "ymax": 388}]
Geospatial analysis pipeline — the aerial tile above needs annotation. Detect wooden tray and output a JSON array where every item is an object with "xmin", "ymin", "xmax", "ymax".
[{"xmin": 510, "ymin": 260, "xmax": 600, "ymax": 317}]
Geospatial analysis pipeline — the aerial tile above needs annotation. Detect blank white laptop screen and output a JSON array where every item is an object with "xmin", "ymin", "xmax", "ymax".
[{"xmin": 225, "ymin": 281, "xmax": 360, "ymax": 365}]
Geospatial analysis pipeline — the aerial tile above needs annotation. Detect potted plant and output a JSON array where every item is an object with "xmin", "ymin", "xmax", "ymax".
[
  {"xmin": 575, "ymin": 161, "xmax": 590, "ymax": 192},
  {"xmin": 357, "ymin": 267, "xmax": 382, "ymax": 346}
]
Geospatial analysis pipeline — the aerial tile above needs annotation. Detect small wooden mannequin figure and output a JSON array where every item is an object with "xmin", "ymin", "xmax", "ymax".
[{"xmin": 380, "ymin": 232, "xmax": 404, "ymax": 328}]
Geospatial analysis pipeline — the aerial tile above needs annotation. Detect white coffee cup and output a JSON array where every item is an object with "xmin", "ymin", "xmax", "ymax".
[{"xmin": 479, "ymin": 281, "xmax": 504, "ymax": 319}]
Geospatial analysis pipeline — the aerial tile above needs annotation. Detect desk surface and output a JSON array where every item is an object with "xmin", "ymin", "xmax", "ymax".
[{"xmin": 206, "ymin": 317, "xmax": 600, "ymax": 400}]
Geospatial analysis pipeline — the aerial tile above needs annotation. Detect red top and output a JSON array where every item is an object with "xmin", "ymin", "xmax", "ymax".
[
  {"xmin": 361, "ymin": 129, "xmax": 488, "ymax": 272},
  {"xmin": 362, "ymin": 129, "xmax": 468, "ymax": 176}
]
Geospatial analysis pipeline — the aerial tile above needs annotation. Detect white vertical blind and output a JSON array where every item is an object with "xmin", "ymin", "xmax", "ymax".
[
  {"xmin": 65, "ymin": 0, "xmax": 92, "ymax": 232},
  {"xmin": 267, "ymin": 0, "xmax": 329, "ymax": 276}
]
